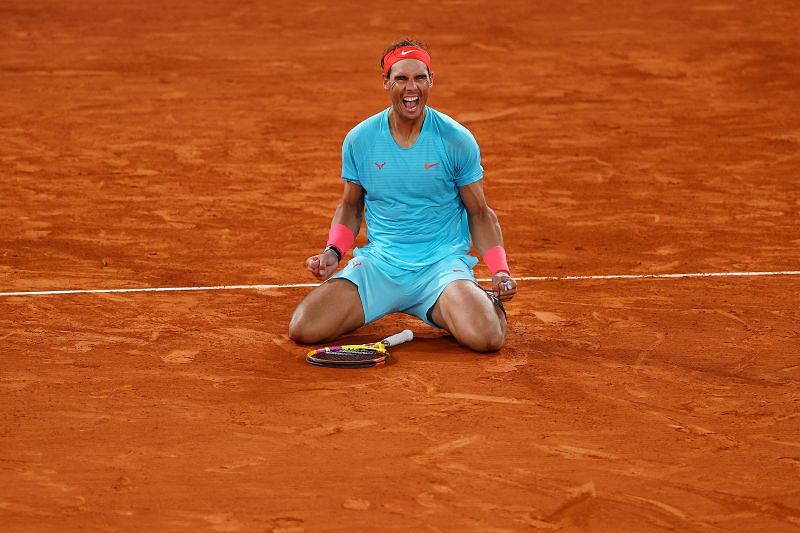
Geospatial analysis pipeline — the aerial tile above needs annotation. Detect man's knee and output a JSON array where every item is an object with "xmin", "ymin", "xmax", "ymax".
[
  {"xmin": 459, "ymin": 317, "xmax": 506, "ymax": 353},
  {"xmin": 434, "ymin": 282, "xmax": 508, "ymax": 352},
  {"xmin": 288, "ymin": 306, "xmax": 314, "ymax": 344},
  {"xmin": 288, "ymin": 280, "xmax": 365, "ymax": 345}
]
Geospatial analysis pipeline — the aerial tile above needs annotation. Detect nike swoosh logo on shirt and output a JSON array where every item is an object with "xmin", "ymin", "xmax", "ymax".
[
  {"xmin": 400, "ymin": 49, "xmax": 418, "ymax": 56},
  {"xmin": 424, "ymin": 162, "xmax": 439, "ymax": 169}
]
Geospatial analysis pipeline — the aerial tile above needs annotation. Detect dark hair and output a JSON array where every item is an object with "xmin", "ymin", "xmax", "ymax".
[{"xmin": 380, "ymin": 38, "xmax": 431, "ymax": 78}]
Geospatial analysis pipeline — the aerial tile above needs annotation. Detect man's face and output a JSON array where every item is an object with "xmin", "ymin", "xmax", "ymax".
[{"xmin": 384, "ymin": 58, "xmax": 432, "ymax": 121}]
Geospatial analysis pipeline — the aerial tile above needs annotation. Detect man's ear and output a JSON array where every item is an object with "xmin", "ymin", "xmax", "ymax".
[{"xmin": 383, "ymin": 76, "xmax": 391, "ymax": 90}]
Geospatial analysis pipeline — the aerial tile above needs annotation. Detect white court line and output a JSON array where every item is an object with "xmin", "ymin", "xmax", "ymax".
[{"xmin": 0, "ymin": 270, "xmax": 798, "ymax": 298}]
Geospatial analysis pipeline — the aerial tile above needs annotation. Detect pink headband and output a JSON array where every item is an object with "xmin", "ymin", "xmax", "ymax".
[{"xmin": 382, "ymin": 46, "xmax": 432, "ymax": 77}]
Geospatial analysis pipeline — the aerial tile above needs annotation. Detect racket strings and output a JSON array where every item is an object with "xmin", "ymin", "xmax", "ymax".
[
  {"xmin": 316, "ymin": 348, "xmax": 382, "ymax": 362},
  {"xmin": 306, "ymin": 340, "xmax": 397, "ymax": 368},
  {"xmin": 308, "ymin": 343, "xmax": 387, "ymax": 363}
]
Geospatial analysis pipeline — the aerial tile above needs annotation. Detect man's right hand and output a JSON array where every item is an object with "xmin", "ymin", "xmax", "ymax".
[{"xmin": 305, "ymin": 249, "xmax": 340, "ymax": 281}]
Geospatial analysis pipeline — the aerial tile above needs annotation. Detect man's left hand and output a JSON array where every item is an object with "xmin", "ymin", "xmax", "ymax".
[{"xmin": 492, "ymin": 273, "xmax": 517, "ymax": 301}]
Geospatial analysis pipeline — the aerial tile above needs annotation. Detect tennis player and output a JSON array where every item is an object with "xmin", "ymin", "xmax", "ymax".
[{"xmin": 289, "ymin": 38, "xmax": 517, "ymax": 352}]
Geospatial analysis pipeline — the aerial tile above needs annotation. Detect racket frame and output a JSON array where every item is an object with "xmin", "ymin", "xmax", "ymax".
[
  {"xmin": 304, "ymin": 329, "xmax": 413, "ymax": 369},
  {"xmin": 305, "ymin": 342, "xmax": 389, "ymax": 368}
]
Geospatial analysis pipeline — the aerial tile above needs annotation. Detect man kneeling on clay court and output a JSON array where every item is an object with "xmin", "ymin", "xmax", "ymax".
[{"xmin": 289, "ymin": 38, "xmax": 517, "ymax": 353}]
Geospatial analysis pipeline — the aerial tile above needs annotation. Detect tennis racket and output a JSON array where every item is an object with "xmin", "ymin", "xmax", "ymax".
[{"xmin": 306, "ymin": 329, "xmax": 414, "ymax": 368}]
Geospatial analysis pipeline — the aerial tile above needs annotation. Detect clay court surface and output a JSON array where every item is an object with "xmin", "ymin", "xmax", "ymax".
[{"xmin": 2, "ymin": 0, "xmax": 799, "ymax": 531}]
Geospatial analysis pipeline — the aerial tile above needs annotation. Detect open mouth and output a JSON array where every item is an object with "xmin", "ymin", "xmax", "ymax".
[{"xmin": 402, "ymin": 95, "xmax": 420, "ymax": 112}]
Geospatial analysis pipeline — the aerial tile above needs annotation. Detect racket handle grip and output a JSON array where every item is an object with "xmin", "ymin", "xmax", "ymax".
[{"xmin": 382, "ymin": 329, "xmax": 413, "ymax": 347}]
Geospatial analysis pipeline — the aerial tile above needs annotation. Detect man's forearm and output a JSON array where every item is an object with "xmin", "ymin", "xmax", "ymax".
[
  {"xmin": 331, "ymin": 201, "xmax": 363, "ymax": 236},
  {"xmin": 468, "ymin": 207, "xmax": 504, "ymax": 255}
]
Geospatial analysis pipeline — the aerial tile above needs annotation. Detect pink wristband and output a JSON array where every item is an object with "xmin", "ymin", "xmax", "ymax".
[
  {"xmin": 327, "ymin": 223, "xmax": 355, "ymax": 257},
  {"xmin": 483, "ymin": 245, "xmax": 510, "ymax": 276}
]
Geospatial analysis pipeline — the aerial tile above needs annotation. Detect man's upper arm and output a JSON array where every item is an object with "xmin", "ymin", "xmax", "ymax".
[
  {"xmin": 458, "ymin": 180, "xmax": 490, "ymax": 216},
  {"xmin": 342, "ymin": 180, "xmax": 365, "ymax": 209}
]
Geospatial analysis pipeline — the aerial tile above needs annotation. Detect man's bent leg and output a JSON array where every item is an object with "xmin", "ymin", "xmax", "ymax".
[
  {"xmin": 288, "ymin": 279, "xmax": 365, "ymax": 344},
  {"xmin": 429, "ymin": 280, "xmax": 506, "ymax": 353}
]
